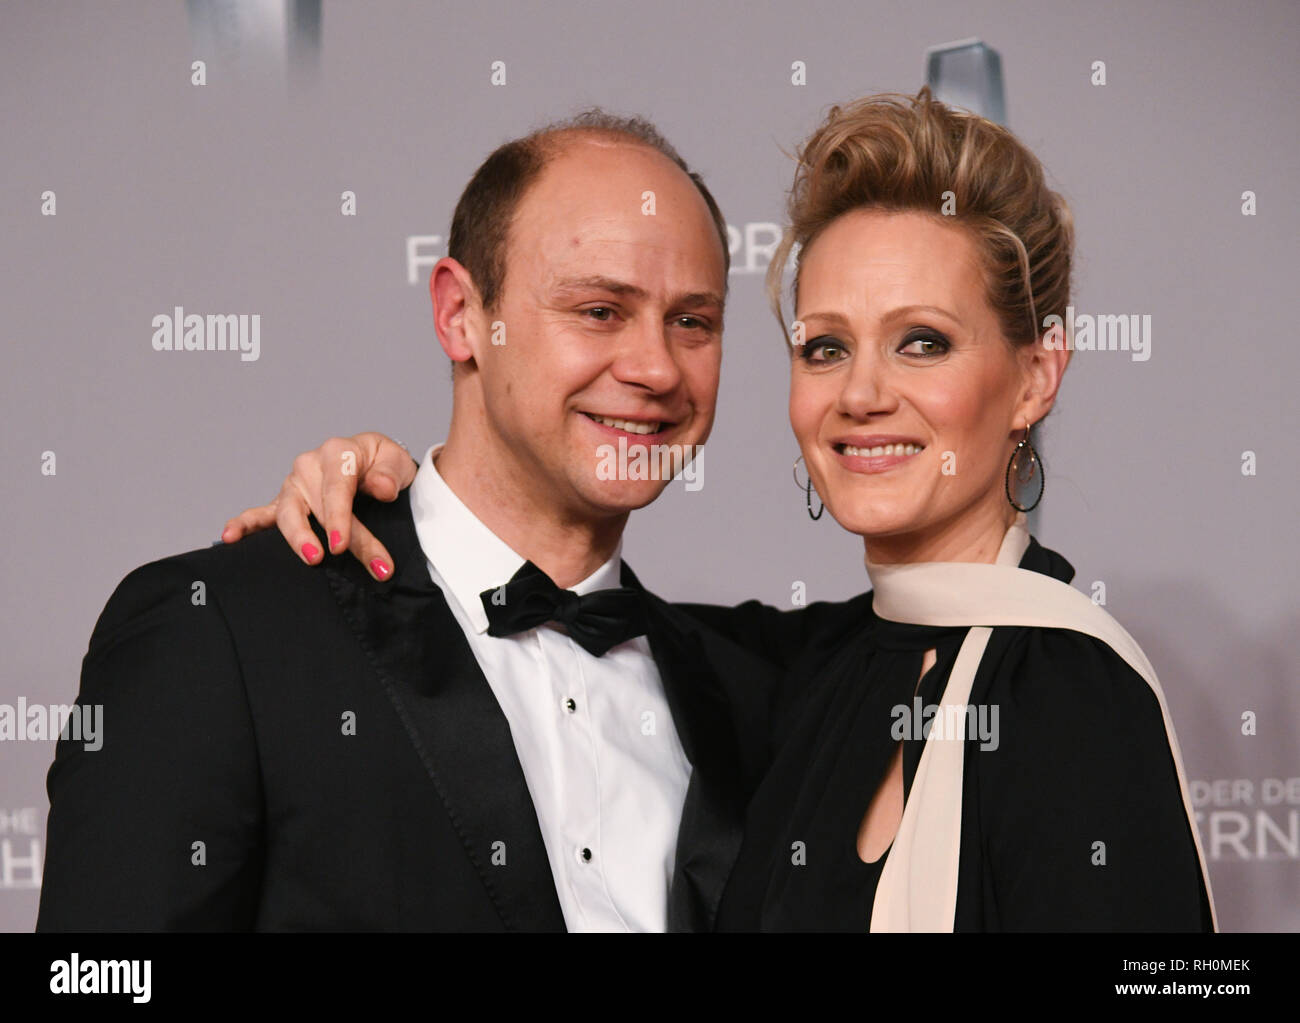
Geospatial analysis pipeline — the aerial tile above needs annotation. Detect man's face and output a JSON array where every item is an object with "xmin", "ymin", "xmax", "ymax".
[{"xmin": 471, "ymin": 137, "xmax": 726, "ymax": 519}]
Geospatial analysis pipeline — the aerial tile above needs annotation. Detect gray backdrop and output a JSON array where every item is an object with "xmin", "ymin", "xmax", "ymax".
[{"xmin": 2, "ymin": 0, "xmax": 1296, "ymax": 932}]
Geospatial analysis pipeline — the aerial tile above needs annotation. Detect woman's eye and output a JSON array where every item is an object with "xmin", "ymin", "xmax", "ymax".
[
  {"xmin": 801, "ymin": 336, "xmax": 848, "ymax": 362},
  {"xmin": 898, "ymin": 332, "xmax": 950, "ymax": 357}
]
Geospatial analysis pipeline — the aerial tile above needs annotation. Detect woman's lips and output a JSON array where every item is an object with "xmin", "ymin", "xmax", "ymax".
[{"xmin": 832, "ymin": 440, "xmax": 925, "ymax": 474}]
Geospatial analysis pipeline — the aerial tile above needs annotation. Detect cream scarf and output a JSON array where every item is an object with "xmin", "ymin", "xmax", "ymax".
[{"xmin": 866, "ymin": 513, "xmax": 1218, "ymax": 931}]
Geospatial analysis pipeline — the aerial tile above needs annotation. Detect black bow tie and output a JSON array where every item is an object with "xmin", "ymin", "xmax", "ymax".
[{"xmin": 479, "ymin": 560, "xmax": 649, "ymax": 657}]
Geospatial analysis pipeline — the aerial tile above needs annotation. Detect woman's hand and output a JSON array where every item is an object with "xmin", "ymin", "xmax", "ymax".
[{"xmin": 220, "ymin": 432, "xmax": 419, "ymax": 580}]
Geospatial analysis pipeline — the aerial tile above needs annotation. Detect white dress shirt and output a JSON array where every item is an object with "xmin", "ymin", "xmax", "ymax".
[{"xmin": 408, "ymin": 445, "xmax": 692, "ymax": 932}]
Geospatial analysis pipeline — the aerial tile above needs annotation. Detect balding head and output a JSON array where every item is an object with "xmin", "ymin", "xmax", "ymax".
[{"xmin": 447, "ymin": 109, "xmax": 730, "ymax": 315}]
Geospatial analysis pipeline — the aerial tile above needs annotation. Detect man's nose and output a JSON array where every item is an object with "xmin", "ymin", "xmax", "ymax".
[{"xmin": 612, "ymin": 316, "xmax": 684, "ymax": 393}]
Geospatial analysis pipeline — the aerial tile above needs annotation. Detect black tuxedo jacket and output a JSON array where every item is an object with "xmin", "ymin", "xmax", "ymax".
[{"xmin": 37, "ymin": 492, "xmax": 782, "ymax": 932}]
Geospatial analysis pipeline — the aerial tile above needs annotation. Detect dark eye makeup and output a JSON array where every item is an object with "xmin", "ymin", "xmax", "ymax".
[{"xmin": 797, "ymin": 328, "xmax": 952, "ymax": 362}]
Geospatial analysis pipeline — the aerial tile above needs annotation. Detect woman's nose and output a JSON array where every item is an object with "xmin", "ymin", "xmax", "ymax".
[{"xmin": 836, "ymin": 347, "xmax": 896, "ymax": 420}]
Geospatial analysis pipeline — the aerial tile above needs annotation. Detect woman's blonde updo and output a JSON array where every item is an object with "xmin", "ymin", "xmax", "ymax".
[{"xmin": 768, "ymin": 87, "xmax": 1074, "ymax": 349}]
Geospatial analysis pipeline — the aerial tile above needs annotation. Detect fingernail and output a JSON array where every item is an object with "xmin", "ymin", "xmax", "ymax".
[
  {"xmin": 302, "ymin": 543, "xmax": 320, "ymax": 563},
  {"xmin": 329, "ymin": 530, "xmax": 343, "ymax": 551},
  {"xmin": 370, "ymin": 558, "xmax": 390, "ymax": 580}
]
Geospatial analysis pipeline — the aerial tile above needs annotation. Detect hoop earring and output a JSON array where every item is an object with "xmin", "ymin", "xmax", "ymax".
[
  {"xmin": 1005, "ymin": 420, "xmax": 1045, "ymax": 513},
  {"xmin": 792, "ymin": 455, "xmax": 825, "ymax": 521}
]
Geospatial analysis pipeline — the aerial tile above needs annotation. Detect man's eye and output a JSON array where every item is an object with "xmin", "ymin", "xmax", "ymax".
[
  {"xmin": 674, "ymin": 315, "xmax": 710, "ymax": 331},
  {"xmin": 584, "ymin": 306, "xmax": 615, "ymax": 322},
  {"xmin": 800, "ymin": 336, "xmax": 847, "ymax": 362},
  {"xmin": 898, "ymin": 332, "xmax": 950, "ymax": 357}
]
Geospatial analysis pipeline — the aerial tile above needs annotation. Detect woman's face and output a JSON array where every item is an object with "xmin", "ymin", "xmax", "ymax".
[{"xmin": 789, "ymin": 208, "xmax": 1057, "ymax": 557}]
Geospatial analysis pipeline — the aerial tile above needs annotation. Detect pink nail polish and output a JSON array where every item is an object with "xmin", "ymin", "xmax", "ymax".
[
  {"xmin": 302, "ymin": 543, "xmax": 320, "ymax": 563},
  {"xmin": 329, "ymin": 530, "xmax": 342, "ymax": 551},
  {"xmin": 370, "ymin": 559, "xmax": 391, "ymax": 580}
]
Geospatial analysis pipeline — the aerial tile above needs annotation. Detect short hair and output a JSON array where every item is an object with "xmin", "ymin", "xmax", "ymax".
[
  {"xmin": 767, "ymin": 87, "xmax": 1074, "ymax": 349},
  {"xmin": 448, "ymin": 109, "xmax": 731, "ymax": 315}
]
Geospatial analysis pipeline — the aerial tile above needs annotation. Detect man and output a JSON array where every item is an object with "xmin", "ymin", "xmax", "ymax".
[{"xmin": 37, "ymin": 111, "xmax": 785, "ymax": 932}]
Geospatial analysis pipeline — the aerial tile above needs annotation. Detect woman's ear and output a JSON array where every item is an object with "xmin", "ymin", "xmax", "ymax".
[{"xmin": 1015, "ymin": 333, "xmax": 1071, "ymax": 427}]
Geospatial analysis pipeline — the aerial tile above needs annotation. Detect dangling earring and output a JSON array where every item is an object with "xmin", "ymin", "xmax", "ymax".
[
  {"xmin": 1005, "ymin": 419, "xmax": 1045, "ymax": 512},
  {"xmin": 792, "ymin": 455, "xmax": 825, "ymax": 520}
]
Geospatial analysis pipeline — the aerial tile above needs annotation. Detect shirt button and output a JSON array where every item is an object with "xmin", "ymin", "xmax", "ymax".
[
  {"xmin": 564, "ymin": 698, "xmax": 577, "ymax": 713},
  {"xmin": 577, "ymin": 846, "xmax": 593, "ymax": 863}
]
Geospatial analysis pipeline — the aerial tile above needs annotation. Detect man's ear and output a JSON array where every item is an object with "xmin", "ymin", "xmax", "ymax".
[
  {"xmin": 1014, "ymin": 332, "xmax": 1071, "ymax": 429},
  {"xmin": 430, "ymin": 257, "xmax": 485, "ymax": 369}
]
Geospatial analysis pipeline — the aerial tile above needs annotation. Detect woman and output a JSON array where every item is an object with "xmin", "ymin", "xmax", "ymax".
[
  {"xmin": 713, "ymin": 92, "xmax": 1214, "ymax": 931},
  {"xmin": 226, "ymin": 89, "xmax": 1216, "ymax": 931}
]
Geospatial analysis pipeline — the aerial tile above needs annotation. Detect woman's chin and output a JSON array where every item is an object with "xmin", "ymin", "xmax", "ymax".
[{"xmin": 823, "ymin": 501, "xmax": 926, "ymax": 541}]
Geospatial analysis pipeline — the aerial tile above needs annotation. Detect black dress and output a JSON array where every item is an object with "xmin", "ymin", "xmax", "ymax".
[{"xmin": 712, "ymin": 537, "xmax": 1214, "ymax": 932}]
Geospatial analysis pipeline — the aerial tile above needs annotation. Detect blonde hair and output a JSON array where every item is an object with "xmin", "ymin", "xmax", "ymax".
[{"xmin": 768, "ymin": 87, "xmax": 1074, "ymax": 348}]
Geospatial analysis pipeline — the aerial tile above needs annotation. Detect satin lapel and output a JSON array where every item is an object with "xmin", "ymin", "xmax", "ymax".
[
  {"xmin": 623, "ymin": 564, "xmax": 746, "ymax": 933},
  {"xmin": 325, "ymin": 494, "xmax": 566, "ymax": 932}
]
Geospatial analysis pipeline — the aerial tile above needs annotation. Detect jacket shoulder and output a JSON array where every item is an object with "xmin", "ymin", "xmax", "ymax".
[{"xmin": 88, "ymin": 525, "xmax": 321, "ymax": 657}]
